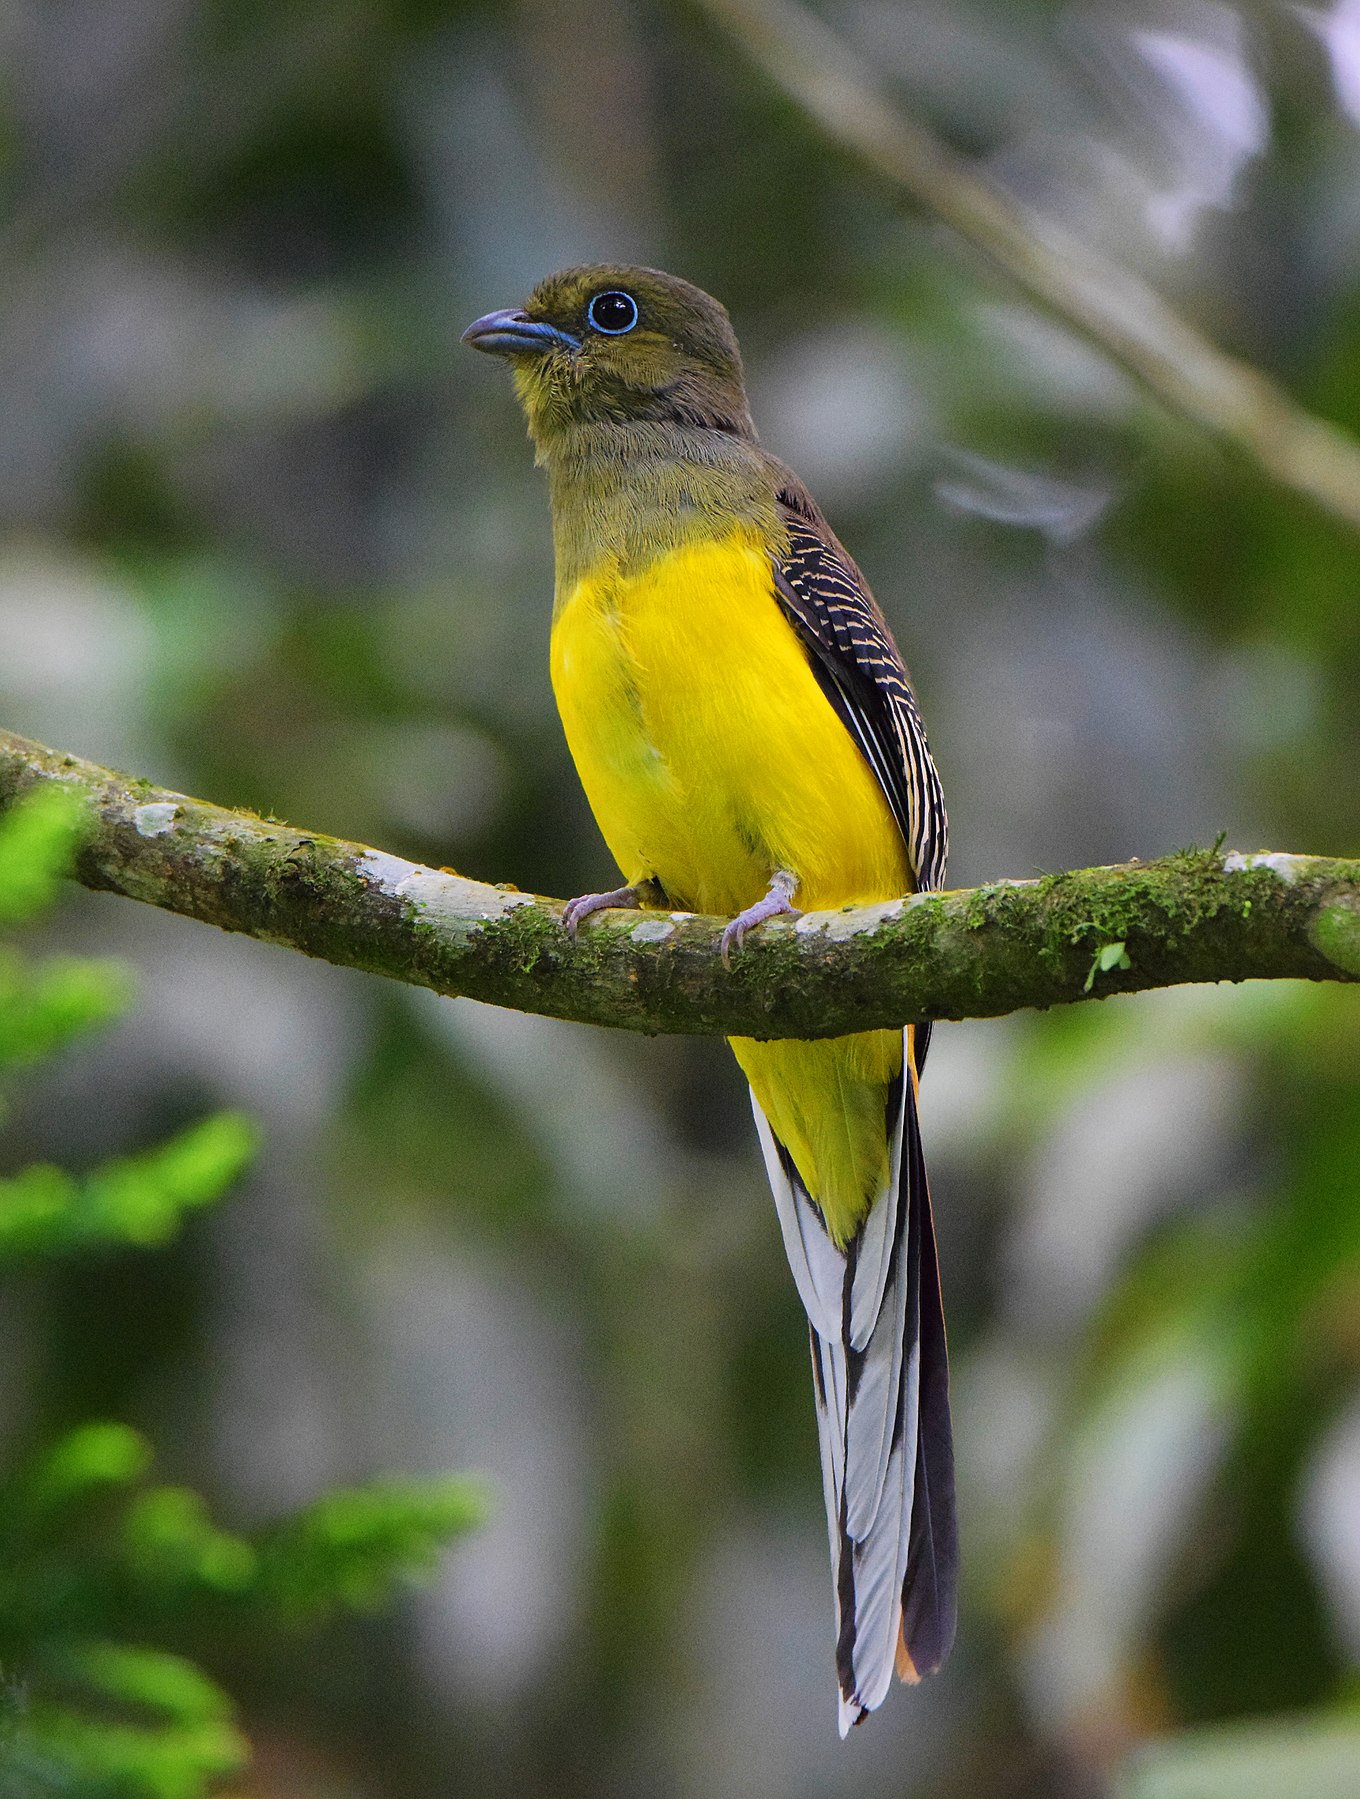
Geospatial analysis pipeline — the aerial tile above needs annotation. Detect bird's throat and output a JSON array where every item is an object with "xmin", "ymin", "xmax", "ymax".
[{"xmin": 538, "ymin": 419, "xmax": 783, "ymax": 600}]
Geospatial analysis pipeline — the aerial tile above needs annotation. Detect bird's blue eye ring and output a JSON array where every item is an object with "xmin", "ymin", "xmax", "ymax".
[{"xmin": 587, "ymin": 290, "xmax": 639, "ymax": 335}]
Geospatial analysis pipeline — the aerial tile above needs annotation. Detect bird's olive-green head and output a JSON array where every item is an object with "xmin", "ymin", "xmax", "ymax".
[
  {"xmin": 464, "ymin": 265, "xmax": 783, "ymax": 588},
  {"xmin": 463, "ymin": 264, "xmax": 757, "ymax": 447}
]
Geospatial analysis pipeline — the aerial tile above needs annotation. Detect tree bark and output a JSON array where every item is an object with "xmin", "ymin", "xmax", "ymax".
[{"xmin": 3, "ymin": 729, "xmax": 1357, "ymax": 1039}]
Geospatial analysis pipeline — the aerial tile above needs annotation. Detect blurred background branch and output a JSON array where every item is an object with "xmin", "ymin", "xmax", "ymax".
[
  {"xmin": 692, "ymin": 0, "xmax": 1360, "ymax": 531},
  {"xmin": 3, "ymin": 727, "xmax": 1356, "ymax": 1038}
]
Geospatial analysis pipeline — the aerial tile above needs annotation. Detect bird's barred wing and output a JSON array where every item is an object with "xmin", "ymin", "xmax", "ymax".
[{"xmin": 771, "ymin": 491, "xmax": 948, "ymax": 898}]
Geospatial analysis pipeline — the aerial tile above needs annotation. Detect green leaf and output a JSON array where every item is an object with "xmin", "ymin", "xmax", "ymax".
[
  {"xmin": 82, "ymin": 1112, "xmax": 261, "ymax": 1248},
  {"xmin": 56, "ymin": 1642, "xmax": 233, "ymax": 1727},
  {"xmin": 0, "ymin": 1164, "xmax": 83, "ymax": 1260},
  {"xmin": 258, "ymin": 1474, "xmax": 487, "ymax": 1618},
  {"xmin": 20, "ymin": 1705, "xmax": 248, "ymax": 1799},
  {"xmin": 24, "ymin": 1425, "xmax": 152, "ymax": 1515},
  {"xmin": 0, "ymin": 952, "xmax": 134, "ymax": 1070},
  {"xmin": 0, "ymin": 1113, "xmax": 261, "ymax": 1261},
  {"xmin": 0, "ymin": 788, "xmax": 89, "ymax": 928},
  {"xmin": 1084, "ymin": 939, "xmax": 1133, "ymax": 992},
  {"xmin": 122, "ymin": 1490, "xmax": 256, "ymax": 1594}
]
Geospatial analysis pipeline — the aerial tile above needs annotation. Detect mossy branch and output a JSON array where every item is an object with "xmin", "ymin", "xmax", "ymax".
[
  {"xmin": 691, "ymin": 0, "xmax": 1360, "ymax": 532},
  {"xmin": 3, "ymin": 728, "xmax": 1358, "ymax": 1039}
]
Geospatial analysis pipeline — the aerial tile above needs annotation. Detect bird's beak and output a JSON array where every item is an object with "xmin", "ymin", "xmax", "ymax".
[{"xmin": 461, "ymin": 309, "xmax": 580, "ymax": 357}]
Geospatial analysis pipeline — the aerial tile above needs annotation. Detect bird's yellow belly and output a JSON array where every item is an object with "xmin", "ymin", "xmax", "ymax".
[
  {"xmin": 549, "ymin": 530, "xmax": 911, "ymax": 916},
  {"xmin": 550, "ymin": 529, "xmax": 913, "ymax": 1241}
]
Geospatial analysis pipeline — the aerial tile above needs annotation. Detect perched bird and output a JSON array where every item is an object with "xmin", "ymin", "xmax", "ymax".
[{"xmin": 464, "ymin": 267, "xmax": 956, "ymax": 1731}]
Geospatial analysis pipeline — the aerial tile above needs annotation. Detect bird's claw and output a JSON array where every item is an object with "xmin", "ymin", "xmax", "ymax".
[
  {"xmin": 562, "ymin": 883, "xmax": 643, "ymax": 938},
  {"xmin": 720, "ymin": 872, "xmax": 801, "ymax": 967}
]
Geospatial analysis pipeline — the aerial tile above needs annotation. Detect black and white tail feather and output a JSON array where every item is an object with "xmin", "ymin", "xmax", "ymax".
[
  {"xmin": 759, "ymin": 478, "xmax": 957, "ymax": 1730},
  {"xmin": 752, "ymin": 1052, "xmax": 957, "ymax": 1734}
]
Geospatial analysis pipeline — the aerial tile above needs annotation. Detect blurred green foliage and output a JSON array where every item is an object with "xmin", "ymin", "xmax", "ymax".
[{"xmin": 0, "ymin": 792, "xmax": 482, "ymax": 1797}]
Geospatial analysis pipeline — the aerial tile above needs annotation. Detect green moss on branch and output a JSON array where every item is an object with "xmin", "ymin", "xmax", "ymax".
[{"xmin": 2, "ymin": 728, "xmax": 1357, "ymax": 1039}]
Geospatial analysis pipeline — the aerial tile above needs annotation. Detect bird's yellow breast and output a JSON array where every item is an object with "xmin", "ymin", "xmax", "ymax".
[
  {"xmin": 549, "ymin": 527, "xmax": 911, "ymax": 918},
  {"xmin": 550, "ymin": 528, "xmax": 913, "ymax": 1242}
]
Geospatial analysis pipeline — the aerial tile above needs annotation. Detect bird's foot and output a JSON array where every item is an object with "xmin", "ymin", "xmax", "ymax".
[
  {"xmin": 721, "ymin": 870, "xmax": 802, "ymax": 967},
  {"xmin": 562, "ymin": 883, "xmax": 645, "ymax": 938}
]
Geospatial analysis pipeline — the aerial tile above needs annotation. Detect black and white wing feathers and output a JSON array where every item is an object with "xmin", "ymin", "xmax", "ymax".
[{"xmin": 771, "ymin": 487, "xmax": 948, "ymax": 901}]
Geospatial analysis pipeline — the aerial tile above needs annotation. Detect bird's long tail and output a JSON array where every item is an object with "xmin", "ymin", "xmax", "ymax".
[{"xmin": 750, "ymin": 1029, "xmax": 957, "ymax": 1734}]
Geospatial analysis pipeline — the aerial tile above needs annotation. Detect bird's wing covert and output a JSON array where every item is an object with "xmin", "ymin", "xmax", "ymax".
[{"xmin": 772, "ymin": 490, "xmax": 948, "ymax": 898}]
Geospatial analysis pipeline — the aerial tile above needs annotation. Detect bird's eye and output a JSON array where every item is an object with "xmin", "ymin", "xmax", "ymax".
[{"xmin": 587, "ymin": 290, "xmax": 639, "ymax": 335}]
